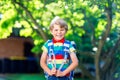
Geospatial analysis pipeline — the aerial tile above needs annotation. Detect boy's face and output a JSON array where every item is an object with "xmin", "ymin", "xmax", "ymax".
[{"xmin": 51, "ymin": 24, "xmax": 66, "ymax": 41}]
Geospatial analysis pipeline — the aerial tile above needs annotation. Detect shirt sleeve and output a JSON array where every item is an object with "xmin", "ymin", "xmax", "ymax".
[
  {"xmin": 41, "ymin": 40, "xmax": 49, "ymax": 53},
  {"xmin": 69, "ymin": 41, "xmax": 76, "ymax": 53}
]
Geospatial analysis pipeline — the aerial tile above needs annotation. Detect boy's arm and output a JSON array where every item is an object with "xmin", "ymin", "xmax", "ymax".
[
  {"xmin": 40, "ymin": 51, "xmax": 51, "ymax": 75},
  {"xmin": 63, "ymin": 52, "xmax": 78, "ymax": 76}
]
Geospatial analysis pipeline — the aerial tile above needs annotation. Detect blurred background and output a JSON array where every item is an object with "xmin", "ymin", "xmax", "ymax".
[{"xmin": 0, "ymin": 0, "xmax": 120, "ymax": 80}]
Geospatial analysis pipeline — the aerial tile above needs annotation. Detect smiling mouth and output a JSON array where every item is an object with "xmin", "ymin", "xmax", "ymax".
[{"xmin": 56, "ymin": 35, "xmax": 62, "ymax": 37}]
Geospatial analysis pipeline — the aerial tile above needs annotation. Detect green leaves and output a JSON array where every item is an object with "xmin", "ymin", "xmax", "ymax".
[{"xmin": 0, "ymin": 8, "xmax": 17, "ymax": 38}]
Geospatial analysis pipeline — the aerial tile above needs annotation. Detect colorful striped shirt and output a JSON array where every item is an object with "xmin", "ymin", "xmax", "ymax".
[{"xmin": 42, "ymin": 39, "xmax": 76, "ymax": 71}]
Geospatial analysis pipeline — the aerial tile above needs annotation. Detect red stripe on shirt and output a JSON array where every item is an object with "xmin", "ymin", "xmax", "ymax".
[
  {"xmin": 51, "ymin": 54, "xmax": 70, "ymax": 59},
  {"xmin": 51, "ymin": 54, "xmax": 64, "ymax": 59}
]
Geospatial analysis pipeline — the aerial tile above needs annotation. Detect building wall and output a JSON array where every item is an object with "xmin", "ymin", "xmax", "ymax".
[{"xmin": 0, "ymin": 37, "xmax": 33, "ymax": 58}]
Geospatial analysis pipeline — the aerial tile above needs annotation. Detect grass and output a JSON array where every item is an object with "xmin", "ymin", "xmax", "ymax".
[
  {"xmin": 4, "ymin": 74, "xmax": 46, "ymax": 80},
  {"xmin": 1, "ymin": 74, "xmax": 84, "ymax": 80}
]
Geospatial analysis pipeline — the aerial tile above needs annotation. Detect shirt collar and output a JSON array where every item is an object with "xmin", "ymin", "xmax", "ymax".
[{"xmin": 52, "ymin": 38, "xmax": 65, "ymax": 43}]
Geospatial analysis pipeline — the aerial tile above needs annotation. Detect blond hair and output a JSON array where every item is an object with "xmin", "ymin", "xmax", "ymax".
[{"xmin": 49, "ymin": 16, "xmax": 68, "ymax": 31}]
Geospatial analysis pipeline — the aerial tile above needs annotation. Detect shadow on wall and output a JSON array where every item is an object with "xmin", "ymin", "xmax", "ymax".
[{"xmin": 23, "ymin": 42, "xmax": 34, "ymax": 57}]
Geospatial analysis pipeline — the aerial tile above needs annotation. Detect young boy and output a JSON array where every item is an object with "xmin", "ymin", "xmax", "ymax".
[{"xmin": 40, "ymin": 17, "xmax": 78, "ymax": 80}]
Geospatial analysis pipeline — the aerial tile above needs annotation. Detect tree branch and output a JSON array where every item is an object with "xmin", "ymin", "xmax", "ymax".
[
  {"xmin": 95, "ymin": 0, "xmax": 112, "ymax": 80},
  {"xmin": 102, "ymin": 37, "xmax": 120, "ymax": 72},
  {"xmin": 12, "ymin": 0, "xmax": 48, "ymax": 41}
]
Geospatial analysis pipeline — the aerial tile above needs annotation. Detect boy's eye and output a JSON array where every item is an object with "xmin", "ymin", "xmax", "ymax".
[
  {"xmin": 60, "ymin": 29, "xmax": 64, "ymax": 31},
  {"xmin": 53, "ymin": 28, "xmax": 65, "ymax": 31},
  {"xmin": 61, "ymin": 29, "xmax": 65, "ymax": 31}
]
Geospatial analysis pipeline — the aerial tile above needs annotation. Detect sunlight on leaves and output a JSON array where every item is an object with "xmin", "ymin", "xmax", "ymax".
[
  {"xmin": 112, "ymin": 12, "xmax": 120, "ymax": 29},
  {"xmin": 20, "ymin": 21, "xmax": 31, "ymax": 28},
  {"xmin": 90, "ymin": 5, "xmax": 99, "ymax": 13},
  {"xmin": 46, "ymin": 2, "xmax": 64, "ymax": 15},
  {"xmin": 34, "ymin": 1, "xmax": 44, "ymax": 9},
  {"xmin": 66, "ymin": 29, "xmax": 73, "ymax": 36},
  {"xmin": 0, "ymin": 28, "xmax": 12, "ymax": 38},
  {"xmin": 95, "ymin": 20, "xmax": 107, "ymax": 37},
  {"xmin": 20, "ymin": 28, "xmax": 33, "ymax": 37},
  {"xmin": 34, "ymin": 39, "xmax": 44, "ymax": 45},
  {"xmin": 14, "ymin": 21, "xmax": 22, "ymax": 28}
]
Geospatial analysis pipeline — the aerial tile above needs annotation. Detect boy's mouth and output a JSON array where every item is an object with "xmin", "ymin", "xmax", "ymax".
[{"xmin": 56, "ymin": 35, "xmax": 62, "ymax": 37}]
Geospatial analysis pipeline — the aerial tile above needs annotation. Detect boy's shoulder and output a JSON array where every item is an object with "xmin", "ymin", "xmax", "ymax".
[
  {"xmin": 65, "ymin": 39, "xmax": 70, "ymax": 42},
  {"xmin": 65, "ymin": 40, "xmax": 76, "ymax": 49},
  {"xmin": 65, "ymin": 40, "xmax": 75, "ymax": 44},
  {"xmin": 47, "ymin": 39, "xmax": 52, "ymax": 42},
  {"xmin": 46, "ymin": 39, "xmax": 52, "ymax": 44}
]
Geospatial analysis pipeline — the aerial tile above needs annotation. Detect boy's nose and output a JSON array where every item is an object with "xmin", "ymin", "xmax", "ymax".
[{"xmin": 58, "ymin": 30, "xmax": 61, "ymax": 33}]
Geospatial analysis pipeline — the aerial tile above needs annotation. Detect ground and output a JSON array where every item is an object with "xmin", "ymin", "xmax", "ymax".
[{"xmin": 0, "ymin": 74, "xmax": 86, "ymax": 80}]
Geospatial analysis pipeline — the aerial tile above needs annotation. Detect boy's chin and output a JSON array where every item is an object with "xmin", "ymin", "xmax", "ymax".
[{"xmin": 55, "ymin": 38, "xmax": 63, "ymax": 41}]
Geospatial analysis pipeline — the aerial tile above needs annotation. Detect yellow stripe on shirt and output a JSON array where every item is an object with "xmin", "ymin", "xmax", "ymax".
[{"xmin": 47, "ymin": 59, "xmax": 69, "ymax": 64}]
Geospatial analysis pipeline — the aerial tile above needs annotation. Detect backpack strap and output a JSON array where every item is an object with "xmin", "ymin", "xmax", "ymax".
[
  {"xmin": 47, "ymin": 40, "xmax": 56, "ymax": 68},
  {"xmin": 58, "ymin": 40, "xmax": 70, "ymax": 70},
  {"xmin": 63, "ymin": 40, "xmax": 76, "ymax": 80}
]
